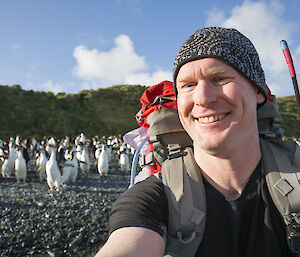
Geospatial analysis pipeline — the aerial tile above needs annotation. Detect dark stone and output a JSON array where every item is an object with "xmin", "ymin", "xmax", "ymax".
[{"xmin": 69, "ymin": 234, "xmax": 83, "ymax": 247}]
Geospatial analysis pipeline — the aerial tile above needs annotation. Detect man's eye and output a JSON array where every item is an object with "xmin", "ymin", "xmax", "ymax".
[
  {"xmin": 178, "ymin": 84, "xmax": 196, "ymax": 91},
  {"xmin": 185, "ymin": 84, "xmax": 196, "ymax": 88},
  {"xmin": 215, "ymin": 77, "xmax": 226, "ymax": 82},
  {"xmin": 214, "ymin": 76, "xmax": 231, "ymax": 83}
]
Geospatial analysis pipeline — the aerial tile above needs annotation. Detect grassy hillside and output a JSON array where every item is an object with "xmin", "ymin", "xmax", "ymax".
[
  {"xmin": 0, "ymin": 84, "xmax": 146, "ymax": 140},
  {"xmin": 277, "ymin": 95, "xmax": 300, "ymax": 138},
  {"xmin": 0, "ymin": 84, "xmax": 299, "ymax": 140}
]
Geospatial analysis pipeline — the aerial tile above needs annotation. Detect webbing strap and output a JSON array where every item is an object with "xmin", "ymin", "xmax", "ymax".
[
  {"xmin": 179, "ymin": 164, "xmax": 196, "ymax": 226},
  {"xmin": 294, "ymin": 144, "xmax": 300, "ymax": 169},
  {"xmin": 177, "ymin": 167, "xmax": 197, "ymax": 243},
  {"xmin": 261, "ymin": 139, "xmax": 300, "ymax": 218},
  {"xmin": 183, "ymin": 148, "xmax": 206, "ymax": 237},
  {"xmin": 149, "ymin": 96, "xmax": 176, "ymax": 106},
  {"xmin": 273, "ymin": 141, "xmax": 300, "ymax": 212},
  {"xmin": 150, "ymin": 135, "xmax": 168, "ymax": 166},
  {"xmin": 162, "ymin": 146, "xmax": 206, "ymax": 240},
  {"xmin": 183, "ymin": 148, "xmax": 206, "ymax": 228},
  {"xmin": 184, "ymin": 148, "xmax": 203, "ymax": 181},
  {"xmin": 162, "ymin": 153, "xmax": 183, "ymax": 214},
  {"xmin": 139, "ymin": 153, "xmax": 154, "ymax": 167},
  {"xmin": 169, "ymin": 156, "xmax": 184, "ymax": 204}
]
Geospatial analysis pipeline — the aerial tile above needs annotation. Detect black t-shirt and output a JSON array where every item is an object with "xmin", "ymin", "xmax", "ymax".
[{"xmin": 108, "ymin": 161, "xmax": 292, "ymax": 257}]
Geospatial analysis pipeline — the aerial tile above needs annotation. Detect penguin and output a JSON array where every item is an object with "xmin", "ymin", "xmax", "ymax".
[
  {"xmin": 15, "ymin": 146, "xmax": 27, "ymax": 183},
  {"xmin": 57, "ymin": 144, "xmax": 66, "ymax": 164},
  {"xmin": 76, "ymin": 145, "xmax": 82, "ymax": 162},
  {"xmin": 98, "ymin": 144, "xmax": 109, "ymax": 177},
  {"xmin": 63, "ymin": 137, "xmax": 70, "ymax": 149},
  {"xmin": 30, "ymin": 137, "xmax": 37, "ymax": 155},
  {"xmin": 106, "ymin": 139, "xmax": 112, "ymax": 161},
  {"xmin": 15, "ymin": 135, "xmax": 21, "ymax": 147},
  {"xmin": 80, "ymin": 143, "xmax": 90, "ymax": 174},
  {"xmin": 92, "ymin": 136, "xmax": 98, "ymax": 152},
  {"xmin": 36, "ymin": 146, "xmax": 48, "ymax": 183},
  {"xmin": 45, "ymin": 138, "xmax": 61, "ymax": 191},
  {"xmin": 61, "ymin": 150, "xmax": 73, "ymax": 185},
  {"xmin": 1, "ymin": 158, "xmax": 9, "ymax": 177},
  {"xmin": 1, "ymin": 141, "xmax": 17, "ymax": 177},
  {"xmin": 0, "ymin": 140, "xmax": 7, "ymax": 170},
  {"xmin": 119, "ymin": 143, "xmax": 130, "ymax": 173},
  {"xmin": 112, "ymin": 137, "xmax": 121, "ymax": 158},
  {"xmin": 94, "ymin": 143, "xmax": 102, "ymax": 160},
  {"xmin": 22, "ymin": 144, "xmax": 30, "ymax": 166},
  {"xmin": 79, "ymin": 133, "xmax": 87, "ymax": 145},
  {"xmin": 69, "ymin": 147, "xmax": 79, "ymax": 183},
  {"xmin": 45, "ymin": 140, "xmax": 52, "ymax": 157},
  {"xmin": 74, "ymin": 135, "xmax": 80, "ymax": 147}
]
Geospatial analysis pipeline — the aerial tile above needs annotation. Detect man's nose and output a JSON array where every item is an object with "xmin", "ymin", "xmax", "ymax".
[{"xmin": 193, "ymin": 80, "xmax": 218, "ymax": 107}]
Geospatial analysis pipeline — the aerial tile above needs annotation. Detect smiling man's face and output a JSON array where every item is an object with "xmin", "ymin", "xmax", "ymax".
[{"xmin": 176, "ymin": 58, "xmax": 265, "ymax": 156}]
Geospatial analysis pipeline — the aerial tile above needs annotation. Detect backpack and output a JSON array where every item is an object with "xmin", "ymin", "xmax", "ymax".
[{"xmin": 126, "ymin": 80, "xmax": 300, "ymax": 256}]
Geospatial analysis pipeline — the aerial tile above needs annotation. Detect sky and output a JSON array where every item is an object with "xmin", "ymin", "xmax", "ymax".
[{"xmin": 0, "ymin": 0, "xmax": 300, "ymax": 97}]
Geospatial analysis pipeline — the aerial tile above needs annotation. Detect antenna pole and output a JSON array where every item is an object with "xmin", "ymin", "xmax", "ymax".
[{"xmin": 280, "ymin": 40, "xmax": 300, "ymax": 115}]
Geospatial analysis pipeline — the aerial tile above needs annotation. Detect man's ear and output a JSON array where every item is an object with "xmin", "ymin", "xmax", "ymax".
[{"xmin": 256, "ymin": 91, "xmax": 265, "ymax": 104}]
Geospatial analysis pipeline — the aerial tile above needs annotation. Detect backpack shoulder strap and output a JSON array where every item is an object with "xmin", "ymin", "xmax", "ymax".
[
  {"xmin": 161, "ymin": 145, "xmax": 206, "ymax": 257},
  {"xmin": 257, "ymin": 99, "xmax": 283, "ymax": 139},
  {"xmin": 260, "ymin": 138, "xmax": 300, "ymax": 253}
]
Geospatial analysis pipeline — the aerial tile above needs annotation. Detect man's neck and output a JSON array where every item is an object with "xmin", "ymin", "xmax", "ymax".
[{"xmin": 194, "ymin": 138, "xmax": 261, "ymax": 201}]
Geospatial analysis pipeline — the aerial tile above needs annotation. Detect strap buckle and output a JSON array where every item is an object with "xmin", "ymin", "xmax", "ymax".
[
  {"xmin": 176, "ymin": 231, "xmax": 196, "ymax": 244},
  {"xmin": 287, "ymin": 215, "xmax": 300, "ymax": 253},
  {"xmin": 167, "ymin": 145, "xmax": 187, "ymax": 160}
]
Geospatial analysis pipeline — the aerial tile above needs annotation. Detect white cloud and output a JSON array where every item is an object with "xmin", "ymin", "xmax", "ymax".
[
  {"xmin": 11, "ymin": 43, "xmax": 23, "ymax": 51},
  {"xmin": 124, "ymin": 70, "xmax": 172, "ymax": 86},
  {"xmin": 21, "ymin": 72, "xmax": 75, "ymax": 94},
  {"xmin": 73, "ymin": 34, "xmax": 146, "ymax": 83},
  {"xmin": 205, "ymin": 0, "xmax": 300, "ymax": 97},
  {"xmin": 40, "ymin": 80, "xmax": 66, "ymax": 94},
  {"xmin": 205, "ymin": 8, "xmax": 226, "ymax": 26},
  {"xmin": 115, "ymin": 0, "xmax": 142, "ymax": 13},
  {"xmin": 73, "ymin": 34, "xmax": 171, "ymax": 88},
  {"xmin": 296, "ymin": 46, "xmax": 300, "ymax": 56}
]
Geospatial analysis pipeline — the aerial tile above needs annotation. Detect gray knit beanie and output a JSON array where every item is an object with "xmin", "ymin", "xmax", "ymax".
[{"xmin": 173, "ymin": 27, "xmax": 267, "ymax": 104}]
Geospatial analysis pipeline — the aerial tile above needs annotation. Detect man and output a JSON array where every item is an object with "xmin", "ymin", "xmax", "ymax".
[{"xmin": 96, "ymin": 27, "xmax": 292, "ymax": 256}]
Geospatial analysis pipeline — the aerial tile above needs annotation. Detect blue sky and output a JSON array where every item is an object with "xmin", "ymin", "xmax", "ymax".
[{"xmin": 0, "ymin": 0, "xmax": 300, "ymax": 97}]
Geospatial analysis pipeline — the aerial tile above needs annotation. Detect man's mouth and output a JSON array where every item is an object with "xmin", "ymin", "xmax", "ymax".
[{"xmin": 196, "ymin": 113, "xmax": 227, "ymax": 124}]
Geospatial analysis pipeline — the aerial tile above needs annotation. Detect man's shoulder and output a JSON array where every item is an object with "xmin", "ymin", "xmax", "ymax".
[
  {"xmin": 121, "ymin": 174, "xmax": 167, "ymax": 202},
  {"xmin": 132, "ymin": 174, "xmax": 164, "ymax": 188}
]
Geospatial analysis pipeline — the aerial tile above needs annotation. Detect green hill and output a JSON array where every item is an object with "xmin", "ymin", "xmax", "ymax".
[
  {"xmin": 0, "ymin": 84, "xmax": 299, "ymax": 140},
  {"xmin": 0, "ymin": 84, "xmax": 146, "ymax": 140},
  {"xmin": 277, "ymin": 95, "xmax": 300, "ymax": 138}
]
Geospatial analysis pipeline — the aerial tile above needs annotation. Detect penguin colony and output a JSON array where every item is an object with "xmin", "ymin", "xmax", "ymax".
[{"xmin": 0, "ymin": 133, "xmax": 134, "ymax": 191}]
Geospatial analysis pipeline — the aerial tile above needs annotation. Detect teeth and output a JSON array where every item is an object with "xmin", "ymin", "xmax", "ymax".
[{"xmin": 198, "ymin": 114, "xmax": 226, "ymax": 124}]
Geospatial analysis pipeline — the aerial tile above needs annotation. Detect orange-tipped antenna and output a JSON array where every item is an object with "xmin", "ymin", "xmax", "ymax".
[{"xmin": 280, "ymin": 40, "xmax": 300, "ymax": 115}]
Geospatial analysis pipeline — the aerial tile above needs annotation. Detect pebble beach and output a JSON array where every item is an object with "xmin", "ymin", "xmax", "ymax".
[{"xmin": 0, "ymin": 160, "xmax": 130, "ymax": 257}]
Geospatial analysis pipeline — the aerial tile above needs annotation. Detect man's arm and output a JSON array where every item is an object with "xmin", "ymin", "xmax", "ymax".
[{"xmin": 95, "ymin": 227, "xmax": 166, "ymax": 257}]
